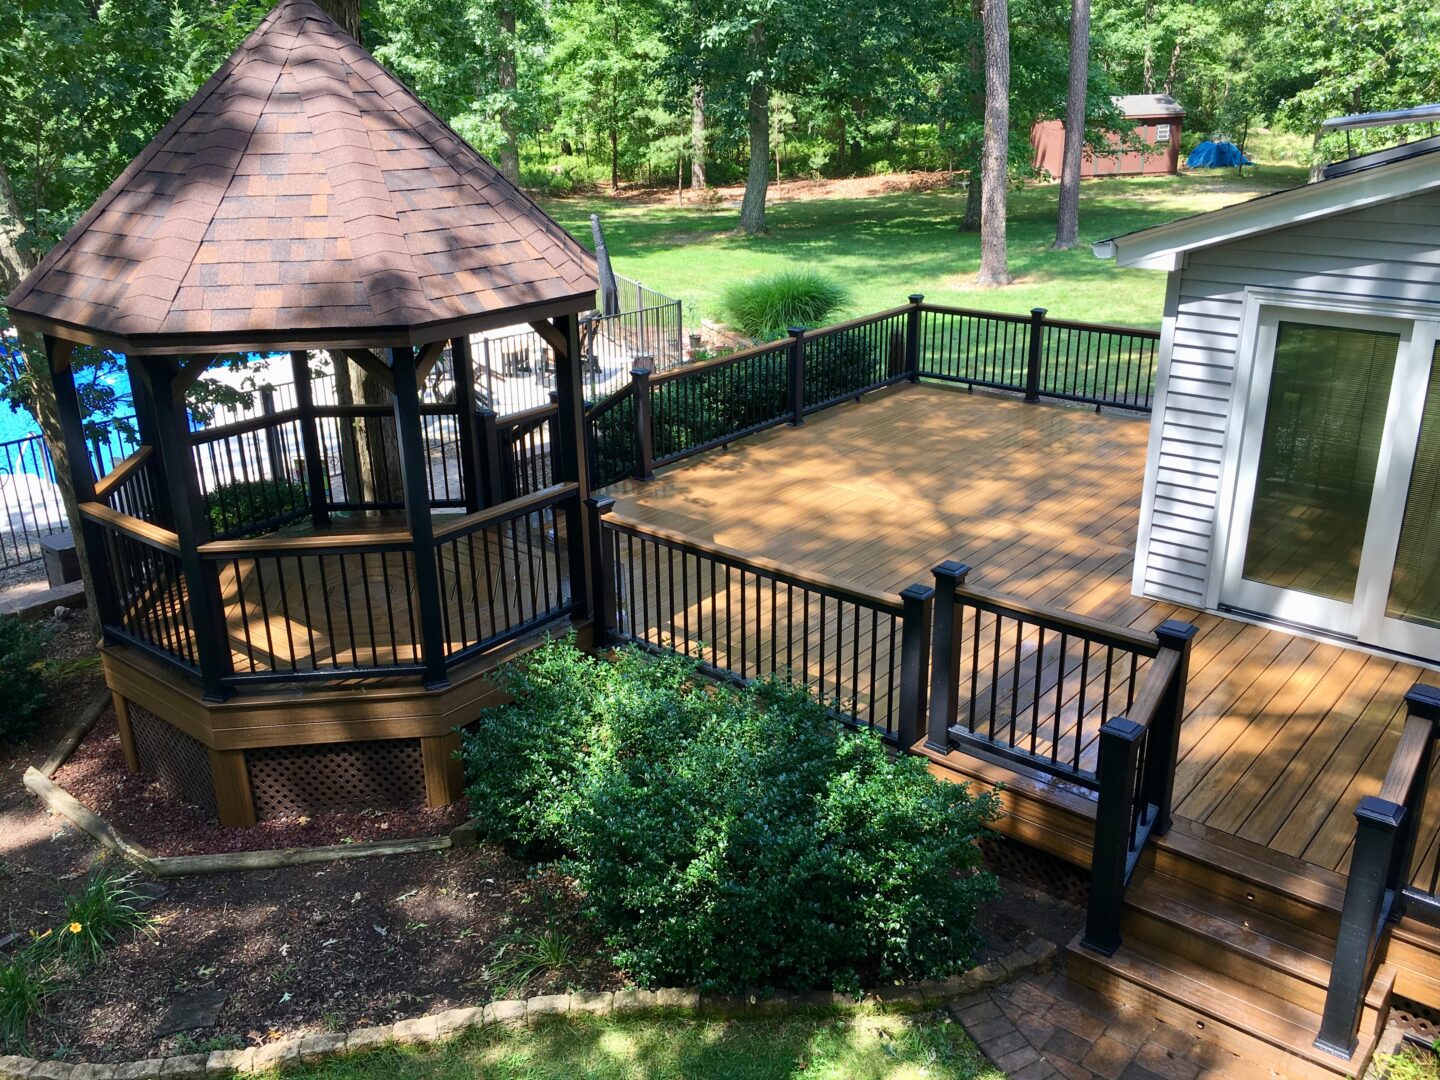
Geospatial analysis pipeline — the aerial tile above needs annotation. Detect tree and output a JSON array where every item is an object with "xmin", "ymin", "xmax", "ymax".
[
  {"xmin": 316, "ymin": 0, "xmax": 360, "ymax": 39},
  {"xmin": 976, "ymin": 0, "xmax": 1011, "ymax": 285},
  {"xmin": 1054, "ymin": 0, "xmax": 1090, "ymax": 250},
  {"xmin": 690, "ymin": 84, "xmax": 707, "ymax": 189}
]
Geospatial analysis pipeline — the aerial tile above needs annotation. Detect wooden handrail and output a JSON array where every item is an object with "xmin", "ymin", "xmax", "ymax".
[
  {"xmin": 198, "ymin": 526, "xmax": 413, "ymax": 557},
  {"xmin": 1034, "ymin": 315, "xmax": 1160, "ymax": 338},
  {"xmin": 953, "ymin": 581, "xmax": 1161, "ymax": 656},
  {"xmin": 93, "ymin": 446, "xmax": 153, "ymax": 501},
  {"xmin": 498, "ymin": 400, "xmax": 559, "ymax": 429},
  {"xmin": 648, "ymin": 336, "xmax": 792, "ymax": 385},
  {"xmin": 1120, "ymin": 648, "xmax": 1181, "ymax": 729},
  {"xmin": 585, "ymin": 382, "xmax": 633, "ymax": 422},
  {"xmin": 919, "ymin": 303, "xmax": 1032, "ymax": 323},
  {"xmin": 1379, "ymin": 710, "xmax": 1435, "ymax": 805},
  {"xmin": 604, "ymin": 511, "xmax": 904, "ymax": 616},
  {"xmin": 432, "ymin": 482, "xmax": 578, "ymax": 541},
  {"xmin": 78, "ymin": 501, "xmax": 180, "ymax": 553},
  {"xmin": 801, "ymin": 304, "xmax": 913, "ymax": 340},
  {"xmin": 189, "ymin": 407, "xmax": 301, "ymax": 445}
]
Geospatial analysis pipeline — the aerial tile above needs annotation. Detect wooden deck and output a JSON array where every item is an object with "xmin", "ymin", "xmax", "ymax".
[{"xmin": 607, "ymin": 382, "xmax": 1440, "ymax": 888}]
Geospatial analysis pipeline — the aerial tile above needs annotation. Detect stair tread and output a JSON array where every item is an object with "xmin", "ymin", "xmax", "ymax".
[
  {"xmin": 1127, "ymin": 872, "xmax": 1391, "ymax": 1011},
  {"xmin": 1072, "ymin": 936, "xmax": 1378, "ymax": 1077}
]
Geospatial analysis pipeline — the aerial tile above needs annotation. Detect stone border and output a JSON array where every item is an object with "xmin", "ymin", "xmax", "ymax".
[
  {"xmin": 23, "ymin": 692, "xmax": 474, "ymax": 878},
  {"xmin": 0, "ymin": 579, "xmax": 85, "ymax": 621},
  {"xmin": 0, "ymin": 939, "xmax": 1058, "ymax": 1078}
]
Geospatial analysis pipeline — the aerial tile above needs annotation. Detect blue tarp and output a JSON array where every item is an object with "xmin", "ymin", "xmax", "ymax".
[{"xmin": 1186, "ymin": 140, "xmax": 1254, "ymax": 168}]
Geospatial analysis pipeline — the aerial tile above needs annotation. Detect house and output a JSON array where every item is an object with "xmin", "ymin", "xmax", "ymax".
[
  {"xmin": 1031, "ymin": 94, "xmax": 1186, "ymax": 179},
  {"xmin": 1094, "ymin": 134, "xmax": 1440, "ymax": 662}
]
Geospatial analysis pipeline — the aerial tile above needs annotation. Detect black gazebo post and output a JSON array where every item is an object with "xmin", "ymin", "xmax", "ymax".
[
  {"xmin": 547, "ymin": 311, "xmax": 593, "ymax": 620},
  {"xmin": 135, "ymin": 356, "xmax": 234, "ymax": 704},
  {"xmin": 389, "ymin": 345, "xmax": 449, "ymax": 689}
]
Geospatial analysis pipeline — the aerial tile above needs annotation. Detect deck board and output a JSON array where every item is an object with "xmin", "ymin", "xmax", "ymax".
[{"xmin": 607, "ymin": 382, "xmax": 1439, "ymax": 886}]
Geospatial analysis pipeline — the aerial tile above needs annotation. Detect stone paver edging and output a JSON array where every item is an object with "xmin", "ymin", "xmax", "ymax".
[{"xmin": 0, "ymin": 938, "xmax": 1057, "ymax": 1078}]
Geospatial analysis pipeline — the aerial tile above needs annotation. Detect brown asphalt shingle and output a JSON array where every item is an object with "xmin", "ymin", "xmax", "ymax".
[{"xmin": 4, "ymin": 0, "xmax": 597, "ymax": 354}]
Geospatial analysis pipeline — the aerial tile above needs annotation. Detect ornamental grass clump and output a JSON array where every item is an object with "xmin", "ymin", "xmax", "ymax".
[
  {"xmin": 0, "ymin": 960, "xmax": 50, "ymax": 1051},
  {"xmin": 40, "ymin": 868, "xmax": 154, "ymax": 966},
  {"xmin": 718, "ymin": 269, "xmax": 851, "ymax": 340},
  {"xmin": 462, "ymin": 637, "xmax": 1001, "ymax": 993}
]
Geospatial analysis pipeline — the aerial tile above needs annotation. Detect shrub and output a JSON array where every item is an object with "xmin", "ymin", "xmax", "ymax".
[
  {"xmin": 204, "ymin": 476, "xmax": 308, "ymax": 537},
  {"xmin": 0, "ymin": 616, "xmax": 50, "ymax": 743},
  {"xmin": 462, "ymin": 638, "xmax": 1000, "ymax": 993},
  {"xmin": 718, "ymin": 270, "xmax": 851, "ymax": 341},
  {"xmin": 0, "ymin": 960, "xmax": 49, "ymax": 1051}
]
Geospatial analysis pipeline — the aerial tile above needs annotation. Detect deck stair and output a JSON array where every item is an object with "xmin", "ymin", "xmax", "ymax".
[{"xmin": 1066, "ymin": 862, "xmax": 1395, "ymax": 1079}]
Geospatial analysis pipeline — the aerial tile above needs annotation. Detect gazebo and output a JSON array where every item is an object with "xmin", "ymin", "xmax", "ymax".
[{"xmin": 4, "ymin": 0, "xmax": 600, "ymax": 825}]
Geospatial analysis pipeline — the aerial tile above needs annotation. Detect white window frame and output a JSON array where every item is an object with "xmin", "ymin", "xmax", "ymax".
[{"xmin": 1209, "ymin": 287, "xmax": 1440, "ymax": 657}]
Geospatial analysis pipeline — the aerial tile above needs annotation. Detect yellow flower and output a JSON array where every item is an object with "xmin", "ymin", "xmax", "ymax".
[
  {"xmin": 36, "ymin": 929, "xmax": 52, "ymax": 940},
  {"xmin": 67, "ymin": 922, "xmax": 83, "ymax": 934}
]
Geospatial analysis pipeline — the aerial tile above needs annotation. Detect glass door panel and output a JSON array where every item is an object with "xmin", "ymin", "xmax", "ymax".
[
  {"xmin": 1239, "ymin": 321, "xmax": 1400, "ymax": 604},
  {"xmin": 1385, "ymin": 341, "xmax": 1440, "ymax": 631}
]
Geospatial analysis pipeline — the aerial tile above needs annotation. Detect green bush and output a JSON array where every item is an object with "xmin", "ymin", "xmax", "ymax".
[
  {"xmin": 0, "ymin": 617, "xmax": 50, "ymax": 744},
  {"xmin": 204, "ymin": 476, "xmax": 308, "ymax": 537},
  {"xmin": 0, "ymin": 960, "xmax": 49, "ymax": 1051},
  {"xmin": 719, "ymin": 270, "xmax": 851, "ymax": 341},
  {"xmin": 461, "ymin": 638, "xmax": 1000, "ymax": 993},
  {"xmin": 35, "ymin": 868, "xmax": 154, "ymax": 966}
]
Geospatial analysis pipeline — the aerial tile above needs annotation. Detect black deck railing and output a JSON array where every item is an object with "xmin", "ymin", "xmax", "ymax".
[
  {"xmin": 585, "ymin": 297, "xmax": 1160, "ymax": 488},
  {"xmin": 1315, "ymin": 684, "xmax": 1440, "ymax": 1060},
  {"xmin": 590, "ymin": 500, "xmax": 930, "ymax": 741}
]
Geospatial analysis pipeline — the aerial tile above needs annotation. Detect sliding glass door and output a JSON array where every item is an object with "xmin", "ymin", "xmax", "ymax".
[{"xmin": 1222, "ymin": 309, "xmax": 1440, "ymax": 661}]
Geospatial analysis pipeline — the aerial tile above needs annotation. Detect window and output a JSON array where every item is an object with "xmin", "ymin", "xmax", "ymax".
[{"xmin": 1155, "ymin": 124, "xmax": 1171, "ymax": 144}]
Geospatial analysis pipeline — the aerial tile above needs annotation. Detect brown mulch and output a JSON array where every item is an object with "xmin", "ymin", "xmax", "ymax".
[
  {"xmin": 1, "ymin": 621, "xmax": 623, "ymax": 1062},
  {"xmin": 53, "ymin": 710, "xmax": 468, "ymax": 857}
]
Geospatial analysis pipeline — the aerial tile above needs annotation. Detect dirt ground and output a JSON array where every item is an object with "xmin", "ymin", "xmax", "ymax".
[
  {"xmin": 593, "ymin": 170, "xmax": 963, "ymax": 208},
  {"xmin": 1, "ymin": 620, "xmax": 1083, "ymax": 1062}
]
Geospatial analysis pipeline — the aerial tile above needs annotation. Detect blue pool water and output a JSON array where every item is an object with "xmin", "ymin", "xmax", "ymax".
[{"xmin": 0, "ymin": 367, "xmax": 133, "ymax": 445}]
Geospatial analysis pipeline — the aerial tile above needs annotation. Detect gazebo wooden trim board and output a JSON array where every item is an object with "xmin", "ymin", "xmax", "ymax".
[{"xmin": 4, "ymin": 0, "xmax": 601, "ymax": 826}]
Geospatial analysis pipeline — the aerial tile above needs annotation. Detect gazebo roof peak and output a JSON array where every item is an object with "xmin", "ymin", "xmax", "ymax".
[{"xmin": 4, "ymin": 0, "xmax": 597, "ymax": 355}]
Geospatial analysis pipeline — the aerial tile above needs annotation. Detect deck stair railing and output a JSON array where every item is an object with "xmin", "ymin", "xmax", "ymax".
[
  {"xmin": 1315, "ymin": 683, "xmax": 1440, "ymax": 1061},
  {"xmin": 925, "ymin": 560, "xmax": 1196, "ymax": 956}
]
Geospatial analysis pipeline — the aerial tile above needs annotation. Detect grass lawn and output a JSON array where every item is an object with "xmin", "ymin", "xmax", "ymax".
[
  {"xmin": 281, "ymin": 1012, "xmax": 1006, "ymax": 1080},
  {"xmin": 542, "ymin": 163, "xmax": 1308, "ymax": 331}
]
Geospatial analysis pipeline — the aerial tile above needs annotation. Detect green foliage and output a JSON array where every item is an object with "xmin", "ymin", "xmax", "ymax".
[
  {"xmin": 33, "ymin": 868, "xmax": 154, "ymax": 966},
  {"xmin": 719, "ymin": 271, "xmax": 851, "ymax": 341},
  {"xmin": 486, "ymin": 927, "xmax": 578, "ymax": 995},
  {"xmin": 650, "ymin": 349, "xmax": 789, "ymax": 458},
  {"xmin": 1372, "ymin": 1043, "xmax": 1440, "ymax": 1080},
  {"xmin": 461, "ymin": 638, "xmax": 1000, "ymax": 993},
  {"xmin": 0, "ymin": 616, "xmax": 50, "ymax": 744},
  {"xmin": 0, "ymin": 960, "xmax": 49, "ymax": 1052},
  {"xmin": 204, "ymin": 476, "xmax": 309, "ymax": 538}
]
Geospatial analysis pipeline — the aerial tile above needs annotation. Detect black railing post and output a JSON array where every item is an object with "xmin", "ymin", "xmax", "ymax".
[
  {"xmin": 897, "ymin": 582, "xmax": 935, "ymax": 749},
  {"xmin": 586, "ymin": 495, "xmax": 617, "ymax": 645},
  {"xmin": 905, "ymin": 294, "xmax": 924, "ymax": 382},
  {"xmin": 1315, "ymin": 797, "xmax": 1405, "ymax": 1059},
  {"xmin": 290, "ymin": 350, "xmax": 330, "ymax": 528},
  {"xmin": 1142, "ymin": 619, "xmax": 1198, "ymax": 835},
  {"xmin": 631, "ymin": 365, "xmax": 654, "ymax": 479},
  {"xmin": 927, "ymin": 561, "xmax": 969, "ymax": 752},
  {"xmin": 1083, "ymin": 716, "xmax": 1145, "ymax": 957},
  {"xmin": 476, "ymin": 406, "xmax": 506, "ymax": 506},
  {"xmin": 788, "ymin": 327, "xmax": 807, "ymax": 426},
  {"xmin": 390, "ymin": 345, "xmax": 449, "ymax": 690},
  {"xmin": 1025, "ymin": 307, "xmax": 1047, "ymax": 403},
  {"xmin": 260, "ymin": 387, "xmax": 283, "ymax": 481},
  {"xmin": 451, "ymin": 336, "xmax": 486, "ymax": 513}
]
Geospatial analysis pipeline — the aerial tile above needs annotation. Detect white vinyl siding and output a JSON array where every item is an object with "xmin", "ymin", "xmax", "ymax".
[{"xmin": 1135, "ymin": 189, "xmax": 1440, "ymax": 607}]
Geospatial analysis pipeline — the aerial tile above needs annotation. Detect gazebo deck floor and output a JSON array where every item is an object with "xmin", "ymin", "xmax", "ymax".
[{"xmin": 605, "ymin": 382, "xmax": 1439, "ymax": 890}]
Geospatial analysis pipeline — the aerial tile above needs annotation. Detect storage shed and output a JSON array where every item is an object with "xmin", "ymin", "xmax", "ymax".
[
  {"xmin": 1032, "ymin": 94, "xmax": 1185, "ymax": 179},
  {"xmin": 1094, "ymin": 136, "xmax": 1440, "ymax": 663}
]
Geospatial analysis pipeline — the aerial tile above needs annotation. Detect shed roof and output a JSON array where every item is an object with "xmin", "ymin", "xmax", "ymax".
[
  {"xmin": 4, "ymin": 0, "xmax": 598, "ymax": 355},
  {"xmin": 1112, "ymin": 94, "xmax": 1186, "ymax": 118}
]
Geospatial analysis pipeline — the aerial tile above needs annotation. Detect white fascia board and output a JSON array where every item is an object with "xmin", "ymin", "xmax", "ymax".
[{"xmin": 1098, "ymin": 152, "xmax": 1440, "ymax": 269}]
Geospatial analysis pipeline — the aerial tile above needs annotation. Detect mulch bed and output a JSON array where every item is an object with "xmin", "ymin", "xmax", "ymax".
[
  {"xmin": 52, "ymin": 709, "xmax": 468, "ymax": 857},
  {"xmin": 2, "ymin": 621, "xmax": 1083, "ymax": 1064}
]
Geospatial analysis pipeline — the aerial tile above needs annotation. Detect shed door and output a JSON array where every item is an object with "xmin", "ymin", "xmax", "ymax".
[{"xmin": 1221, "ymin": 309, "xmax": 1440, "ymax": 660}]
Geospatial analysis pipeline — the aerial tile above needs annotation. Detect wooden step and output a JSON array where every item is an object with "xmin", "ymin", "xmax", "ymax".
[
  {"xmin": 1067, "ymin": 933, "xmax": 1387, "ymax": 1080},
  {"xmin": 1120, "ymin": 871, "xmax": 1390, "ymax": 1031}
]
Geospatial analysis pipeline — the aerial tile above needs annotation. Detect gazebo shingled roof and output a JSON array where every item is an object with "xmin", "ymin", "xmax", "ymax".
[{"xmin": 4, "ymin": 0, "xmax": 598, "ymax": 355}]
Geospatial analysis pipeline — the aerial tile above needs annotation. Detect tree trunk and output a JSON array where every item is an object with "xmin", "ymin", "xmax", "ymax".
[
  {"xmin": 690, "ymin": 85, "xmax": 707, "ymax": 189},
  {"xmin": 959, "ymin": 0, "xmax": 984, "ymax": 232},
  {"xmin": 610, "ymin": 126, "xmax": 619, "ymax": 191},
  {"xmin": 1162, "ymin": 40, "xmax": 1182, "ymax": 97},
  {"xmin": 316, "ymin": 0, "xmax": 361, "ymax": 41},
  {"xmin": 496, "ymin": 5, "xmax": 521, "ymax": 186},
  {"xmin": 1053, "ymin": 0, "xmax": 1090, "ymax": 250},
  {"xmin": 977, "ymin": 0, "xmax": 1011, "ymax": 285},
  {"xmin": 0, "ymin": 159, "xmax": 101, "ymax": 631},
  {"xmin": 962, "ymin": 161, "xmax": 983, "ymax": 230},
  {"xmin": 738, "ymin": 30, "xmax": 771, "ymax": 236},
  {"xmin": 1141, "ymin": 0, "xmax": 1154, "ymax": 93}
]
